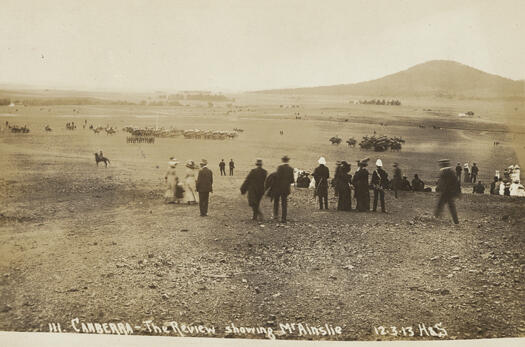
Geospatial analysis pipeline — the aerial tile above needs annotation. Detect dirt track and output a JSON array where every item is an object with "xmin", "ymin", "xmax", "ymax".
[{"xmin": 0, "ymin": 145, "xmax": 524, "ymax": 341}]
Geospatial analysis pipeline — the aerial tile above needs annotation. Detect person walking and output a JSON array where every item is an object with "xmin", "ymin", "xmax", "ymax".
[
  {"xmin": 164, "ymin": 158, "xmax": 179, "ymax": 204},
  {"xmin": 335, "ymin": 161, "xmax": 352, "ymax": 211},
  {"xmin": 241, "ymin": 159, "xmax": 268, "ymax": 220},
  {"xmin": 273, "ymin": 155, "xmax": 295, "ymax": 223},
  {"xmin": 229, "ymin": 159, "xmax": 235, "ymax": 176},
  {"xmin": 219, "ymin": 159, "xmax": 226, "ymax": 176},
  {"xmin": 392, "ymin": 162, "xmax": 402, "ymax": 198},
  {"xmin": 371, "ymin": 159, "xmax": 388, "ymax": 213},
  {"xmin": 471, "ymin": 163, "xmax": 479, "ymax": 183},
  {"xmin": 196, "ymin": 159, "xmax": 213, "ymax": 216},
  {"xmin": 183, "ymin": 160, "xmax": 198, "ymax": 205},
  {"xmin": 352, "ymin": 158, "xmax": 370, "ymax": 212},
  {"xmin": 313, "ymin": 157, "xmax": 330, "ymax": 210},
  {"xmin": 435, "ymin": 159, "xmax": 460, "ymax": 224}
]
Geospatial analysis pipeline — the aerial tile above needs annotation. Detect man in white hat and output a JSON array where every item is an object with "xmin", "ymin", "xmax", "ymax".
[
  {"xmin": 371, "ymin": 159, "xmax": 388, "ymax": 213},
  {"xmin": 196, "ymin": 159, "xmax": 213, "ymax": 216},
  {"xmin": 313, "ymin": 156, "xmax": 330, "ymax": 210}
]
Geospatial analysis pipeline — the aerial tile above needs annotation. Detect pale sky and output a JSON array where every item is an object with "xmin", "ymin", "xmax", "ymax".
[{"xmin": 1, "ymin": 0, "xmax": 524, "ymax": 92}]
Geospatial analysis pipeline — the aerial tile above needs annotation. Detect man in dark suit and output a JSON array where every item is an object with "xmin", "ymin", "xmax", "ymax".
[
  {"xmin": 371, "ymin": 159, "xmax": 388, "ymax": 212},
  {"xmin": 241, "ymin": 159, "xmax": 268, "ymax": 220},
  {"xmin": 273, "ymin": 155, "xmax": 295, "ymax": 223},
  {"xmin": 219, "ymin": 159, "xmax": 226, "ymax": 176},
  {"xmin": 229, "ymin": 159, "xmax": 235, "ymax": 176},
  {"xmin": 471, "ymin": 163, "xmax": 479, "ymax": 183},
  {"xmin": 313, "ymin": 157, "xmax": 330, "ymax": 210},
  {"xmin": 196, "ymin": 159, "xmax": 213, "ymax": 216},
  {"xmin": 435, "ymin": 159, "xmax": 460, "ymax": 224}
]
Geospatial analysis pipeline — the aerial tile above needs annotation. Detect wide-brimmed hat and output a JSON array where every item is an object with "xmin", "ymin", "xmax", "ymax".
[
  {"xmin": 438, "ymin": 159, "xmax": 450, "ymax": 168},
  {"xmin": 169, "ymin": 159, "xmax": 179, "ymax": 167},
  {"xmin": 255, "ymin": 158, "xmax": 263, "ymax": 166},
  {"xmin": 186, "ymin": 160, "xmax": 195, "ymax": 169},
  {"xmin": 376, "ymin": 159, "xmax": 383, "ymax": 167},
  {"xmin": 200, "ymin": 159, "xmax": 208, "ymax": 166},
  {"xmin": 359, "ymin": 158, "xmax": 369, "ymax": 167},
  {"xmin": 393, "ymin": 162, "xmax": 398, "ymax": 167},
  {"xmin": 318, "ymin": 157, "xmax": 326, "ymax": 165},
  {"xmin": 281, "ymin": 155, "xmax": 290, "ymax": 162}
]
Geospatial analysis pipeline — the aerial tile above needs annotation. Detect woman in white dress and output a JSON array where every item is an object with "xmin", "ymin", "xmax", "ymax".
[
  {"xmin": 164, "ymin": 158, "xmax": 178, "ymax": 203},
  {"xmin": 183, "ymin": 160, "xmax": 198, "ymax": 205}
]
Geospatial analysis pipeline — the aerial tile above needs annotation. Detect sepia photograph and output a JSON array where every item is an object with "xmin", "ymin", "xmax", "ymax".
[{"xmin": 0, "ymin": 1, "xmax": 524, "ymax": 346}]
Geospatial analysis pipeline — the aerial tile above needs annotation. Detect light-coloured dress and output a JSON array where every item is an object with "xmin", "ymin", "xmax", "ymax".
[
  {"xmin": 183, "ymin": 167, "xmax": 198, "ymax": 203},
  {"xmin": 164, "ymin": 167, "xmax": 177, "ymax": 202}
]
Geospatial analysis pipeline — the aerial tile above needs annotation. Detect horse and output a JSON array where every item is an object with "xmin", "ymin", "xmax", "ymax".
[
  {"xmin": 329, "ymin": 136, "xmax": 342, "ymax": 145},
  {"xmin": 346, "ymin": 138, "xmax": 356, "ymax": 147},
  {"xmin": 94, "ymin": 153, "xmax": 110, "ymax": 167}
]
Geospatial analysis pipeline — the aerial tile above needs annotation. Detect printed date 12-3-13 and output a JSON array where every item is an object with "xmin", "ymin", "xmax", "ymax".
[{"xmin": 373, "ymin": 323, "xmax": 447, "ymax": 338}]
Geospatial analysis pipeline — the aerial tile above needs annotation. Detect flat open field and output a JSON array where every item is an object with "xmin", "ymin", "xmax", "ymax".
[{"xmin": 0, "ymin": 95, "xmax": 524, "ymax": 341}]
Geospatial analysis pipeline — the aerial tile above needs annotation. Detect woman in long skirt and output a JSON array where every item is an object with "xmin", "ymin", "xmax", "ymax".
[
  {"xmin": 352, "ymin": 160, "xmax": 370, "ymax": 212},
  {"xmin": 183, "ymin": 160, "xmax": 198, "ymax": 205},
  {"xmin": 336, "ymin": 161, "xmax": 352, "ymax": 211},
  {"xmin": 164, "ymin": 158, "xmax": 179, "ymax": 203}
]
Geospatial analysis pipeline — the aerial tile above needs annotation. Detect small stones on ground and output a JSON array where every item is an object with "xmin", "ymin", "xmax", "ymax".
[{"xmin": 161, "ymin": 293, "xmax": 169, "ymax": 300}]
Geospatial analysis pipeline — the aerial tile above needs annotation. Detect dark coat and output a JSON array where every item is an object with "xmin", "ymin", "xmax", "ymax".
[
  {"xmin": 229, "ymin": 160, "xmax": 235, "ymax": 168},
  {"xmin": 335, "ymin": 169, "xmax": 352, "ymax": 211},
  {"xmin": 241, "ymin": 167, "xmax": 268, "ymax": 206},
  {"xmin": 313, "ymin": 164, "xmax": 330, "ymax": 195},
  {"xmin": 265, "ymin": 172, "xmax": 277, "ymax": 198},
  {"xmin": 437, "ymin": 168, "xmax": 460, "ymax": 197},
  {"xmin": 352, "ymin": 168, "xmax": 370, "ymax": 211},
  {"xmin": 219, "ymin": 161, "xmax": 226, "ymax": 168},
  {"xmin": 456, "ymin": 165, "xmax": 462, "ymax": 177},
  {"xmin": 371, "ymin": 168, "xmax": 388, "ymax": 189},
  {"xmin": 196, "ymin": 167, "xmax": 213, "ymax": 193},
  {"xmin": 471, "ymin": 165, "xmax": 479, "ymax": 175},
  {"xmin": 412, "ymin": 178, "xmax": 425, "ymax": 191},
  {"xmin": 274, "ymin": 163, "xmax": 294, "ymax": 196}
]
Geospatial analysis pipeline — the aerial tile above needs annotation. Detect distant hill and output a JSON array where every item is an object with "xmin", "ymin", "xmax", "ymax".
[{"xmin": 255, "ymin": 60, "xmax": 525, "ymax": 98}]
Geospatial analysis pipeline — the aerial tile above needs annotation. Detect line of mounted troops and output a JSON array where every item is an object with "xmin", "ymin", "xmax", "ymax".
[{"xmin": 239, "ymin": 156, "xmax": 461, "ymax": 224}]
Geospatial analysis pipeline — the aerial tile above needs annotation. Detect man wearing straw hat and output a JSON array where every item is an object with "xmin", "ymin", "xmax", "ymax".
[
  {"xmin": 196, "ymin": 159, "xmax": 213, "ymax": 216},
  {"xmin": 241, "ymin": 159, "xmax": 268, "ymax": 220},
  {"xmin": 435, "ymin": 159, "xmax": 460, "ymax": 224},
  {"xmin": 273, "ymin": 155, "xmax": 295, "ymax": 223}
]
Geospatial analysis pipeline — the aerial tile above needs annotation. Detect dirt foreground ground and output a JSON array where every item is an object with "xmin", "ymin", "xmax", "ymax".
[{"xmin": 0, "ymin": 136, "xmax": 524, "ymax": 342}]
